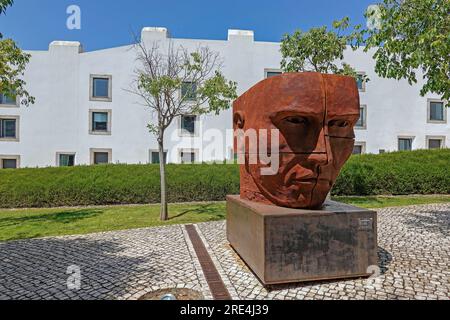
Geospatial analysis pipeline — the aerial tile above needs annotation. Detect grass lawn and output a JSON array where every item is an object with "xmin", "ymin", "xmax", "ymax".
[
  {"xmin": 334, "ymin": 195, "xmax": 450, "ymax": 209},
  {"xmin": 0, "ymin": 195, "xmax": 449, "ymax": 242}
]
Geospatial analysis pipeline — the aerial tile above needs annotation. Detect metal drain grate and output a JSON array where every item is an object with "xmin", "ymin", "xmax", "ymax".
[{"xmin": 185, "ymin": 225, "xmax": 232, "ymax": 300}]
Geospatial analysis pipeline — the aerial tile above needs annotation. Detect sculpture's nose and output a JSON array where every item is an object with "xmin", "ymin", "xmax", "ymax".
[
  {"xmin": 308, "ymin": 126, "xmax": 332, "ymax": 166},
  {"xmin": 307, "ymin": 152, "xmax": 328, "ymax": 166}
]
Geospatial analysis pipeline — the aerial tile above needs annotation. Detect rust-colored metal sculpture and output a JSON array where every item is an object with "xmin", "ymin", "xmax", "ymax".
[
  {"xmin": 228, "ymin": 73, "xmax": 377, "ymax": 285},
  {"xmin": 233, "ymin": 72, "xmax": 360, "ymax": 209}
]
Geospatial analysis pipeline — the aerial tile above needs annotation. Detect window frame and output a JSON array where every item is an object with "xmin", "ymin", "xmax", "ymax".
[
  {"xmin": 426, "ymin": 136, "xmax": 446, "ymax": 150},
  {"xmin": 0, "ymin": 115, "xmax": 20, "ymax": 142},
  {"xmin": 427, "ymin": 99, "xmax": 447, "ymax": 124},
  {"xmin": 0, "ymin": 93, "xmax": 19, "ymax": 108},
  {"xmin": 89, "ymin": 109, "xmax": 112, "ymax": 135},
  {"xmin": 356, "ymin": 72, "xmax": 366, "ymax": 92},
  {"xmin": 264, "ymin": 69, "xmax": 283, "ymax": 79},
  {"xmin": 0, "ymin": 155, "xmax": 20, "ymax": 169},
  {"xmin": 398, "ymin": 136, "xmax": 415, "ymax": 152},
  {"xmin": 353, "ymin": 142, "xmax": 366, "ymax": 155},
  {"xmin": 90, "ymin": 74, "xmax": 112, "ymax": 102},
  {"xmin": 355, "ymin": 104, "xmax": 367, "ymax": 130},
  {"xmin": 149, "ymin": 149, "xmax": 168, "ymax": 164},
  {"xmin": 56, "ymin": 152, "xmax": 76, "ymax": 167},
  {"xmin": 178, "ymin": 148, "xmax": 199, "ymax": 164},
  {"xmin": 178, "ymin": 114, "xmax": 199, "ymax": 137},
  {"xmin": 90, "ymin": 148, "xmax": 112, "ymax": 165}
]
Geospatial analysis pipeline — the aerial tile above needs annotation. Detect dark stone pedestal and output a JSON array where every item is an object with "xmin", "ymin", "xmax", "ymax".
[{"xmin": 226, "ymin": 195, "xmax": 378, "ymax": 285}]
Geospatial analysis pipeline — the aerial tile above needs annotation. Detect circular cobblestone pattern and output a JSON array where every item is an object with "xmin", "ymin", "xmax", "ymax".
[{"xmin": 138, "ymin": 288, "xmax": 204, "ymax": 300}]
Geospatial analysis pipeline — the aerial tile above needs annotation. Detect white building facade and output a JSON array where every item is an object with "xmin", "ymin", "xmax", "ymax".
[{"xmin": 0, "ymin": 27, "xmax": 448, "ymax": 168}]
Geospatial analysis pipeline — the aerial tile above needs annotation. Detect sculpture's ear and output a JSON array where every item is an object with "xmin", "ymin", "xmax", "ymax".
[{"xmin": 233, "ymin": 111, "xmax": 245, "ymax": 129}]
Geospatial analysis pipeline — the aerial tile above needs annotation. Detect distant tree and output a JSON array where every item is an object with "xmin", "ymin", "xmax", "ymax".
[
  {"xmin": 363, "ymin": 0, "xmax": 449, "ymax": 104},
  {"xmin": 0, "ymin": 0, "xmax": 13, "ymax": 16},
  {"xmin": 130, "ymin": 40, "xmax": 237, "ymax": 221},
  {"xmin": 0, "ymin": 0, "xmax": 34, "ymax": 106},
  {"xmin": 281, "ymin": 17, "xmax": 365, "ymax": 80}
]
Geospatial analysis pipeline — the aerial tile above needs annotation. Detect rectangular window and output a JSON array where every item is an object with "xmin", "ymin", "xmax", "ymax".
[
  {"xmin": 181, "ymin": 82, "xmax": 197, "ymax": 101},
  {"xmin": 89, "ymin": 110, "xmax": 111, "ymax": 135},
  {"xmin": 426, "ymin": 136, "xmax": 445, "ymax": 150},
  {"xmin": 356, "ymin": 73, "xmax": 366, "ymax": 92},
  {"xmin": 0, "ymin": 118, "xmax": 17, "ymax": 139},
  {"xmin": 429, "ymin": 101, "xmax": 445, "ymax": 122},
  {"xmin": 398, "ymin": 138, "xmax": 413, "ymax": 151},
  {"xmin": 353, "ymin": 142, "xmax": 366, "ymax": 155},
  {"xmin": 59, "ymin": 154, "xmax": 75, "ymax": 167},
  {"xmin": 94, "ymin": 152, "xmax": 109, "ymax": 165},
  {"xmin": 0, "ymin": 93, "xmax": 16, "ymax": 106},
  {"xmin": 180, "ymin": 151, "xmax": 196, "ymax": 164},
  {"xmin": 265, "ymin": 70, "xmax": 282, "ymax": 78},
  {"xmin": 90, "ymin": 75, "xmax": 112, "ymax": 101},
  {"xmin": 428, "ymin": 139, "xmax": 442, "ymax": 149},
  {"xmin": 356, "ymin": 105, "xmax": 367, "ymax": 129},
  {"xmin": 180, "ymin": 115, "xmax": 197, "ymax": 136},
  {"xmin": 92, "ymin": 112, "xmax": 108, "ymax": 132},
  {"xmin": 90, "ymin": 148, "xmax": 112, "ymax": 165},
  {"xmin": 353, "ymin": 145, "xmax": 362, "ymax": 155},
  {"xmin": 0, "ymin": 156, "xmax": 20, "ymax": 169},
  {"xmin": 2, "ymin": 159, "xmax": 17, "ymax": 169},
  {"xmin": 151, "ymin": 151, "xmax": 167, "ymax": 164}
]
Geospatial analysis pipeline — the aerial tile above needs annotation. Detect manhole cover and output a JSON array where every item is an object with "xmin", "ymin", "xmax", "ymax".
[{"xmin": 138, "ymin": 288, "xmax": 204, "ymax": 301}]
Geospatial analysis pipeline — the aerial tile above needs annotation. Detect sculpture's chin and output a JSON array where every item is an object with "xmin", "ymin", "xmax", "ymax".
[{"xmin": 255, "ymin": 181, "xmax": 331, "ymax": 210}]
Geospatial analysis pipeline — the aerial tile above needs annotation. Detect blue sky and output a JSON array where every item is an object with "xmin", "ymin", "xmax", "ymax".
[{"xmin": 0, "ymin": 0, "xmax": 375, "ymax": 51}]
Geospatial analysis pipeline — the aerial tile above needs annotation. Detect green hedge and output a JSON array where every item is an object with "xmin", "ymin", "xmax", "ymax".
[
  {"xmin": 334, "ymin": 149, "xmax": 450, "ymax": 196},
  {"xmin": 0, "ymin": 149, "xmax": 448, "ymax": 208}
]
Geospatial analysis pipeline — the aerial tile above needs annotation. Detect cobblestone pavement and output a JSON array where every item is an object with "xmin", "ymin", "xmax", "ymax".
[
  {"xmin": 0, "ymin": 203, "xmax": 449, "ymax": 300},
  {"xmin": 0, "ymin": 225, "xmax": 212, "ymax": 300},
  {"xmin": 197, "ymin": 203, "xmax": 450, "ymax": 300}
]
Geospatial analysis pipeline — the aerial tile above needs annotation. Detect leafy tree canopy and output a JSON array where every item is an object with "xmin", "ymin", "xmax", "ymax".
[
  {"xmin": 364, "ymin": 0, "xmax": 449, "ymax": 104},
  {"xmin": 0, "ymin": 0, "xmax": 34, "ymax": 106},
  {"xmin": 281, "ymin": 17, "xmax": 365, "ymax": 80}
]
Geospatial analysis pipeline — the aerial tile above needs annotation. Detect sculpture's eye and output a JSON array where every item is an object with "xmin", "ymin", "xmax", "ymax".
[
  {"xmin": 284, "ymin": 116, "xmax": 308, "ymax": 125},
  {"xmin": 329, "ymin": 120, "xmax": 350, "ymax": 128}
]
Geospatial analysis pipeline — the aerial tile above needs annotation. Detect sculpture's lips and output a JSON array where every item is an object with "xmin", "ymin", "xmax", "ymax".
[{"xmin": 289, "ymin": 178, "xmax": 317, "ymax": 184}]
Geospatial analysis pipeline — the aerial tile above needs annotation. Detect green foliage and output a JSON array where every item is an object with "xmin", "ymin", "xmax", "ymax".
[
  {"xmin": 0, "ymin": 0, "xmax": 34, "ymax": 106},
  {"xmin": 334, "ymin": 149, "xmax": 450, "ymax": 196},
  {"xmin": 0, "ymin": 0, "xmax": 13, "ymax": 17},
  {"xmin": 0, "ymin": 150, "xmax": 448, "ymax": 208},
  {"xmin": 363, "ymin": 0, "xmax": 450, "ymax": 103},
  {"xmin": 0, "ymin": 163, "xmax": 240, "ymax": 208},
  {"xmin": 281, "ymin": 17, "xmax": 365, "ymax": 79},
  {"xmin": 197, "ymin": 71, "xmax": 238, "ymax": 115}
]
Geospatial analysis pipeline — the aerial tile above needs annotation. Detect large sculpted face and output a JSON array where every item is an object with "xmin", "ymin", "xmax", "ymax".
[{"xmin": 234, "ymin": 72, "xmax": 360, "ymax": 209}]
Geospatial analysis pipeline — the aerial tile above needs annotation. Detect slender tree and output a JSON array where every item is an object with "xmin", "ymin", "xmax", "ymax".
[
  {"xmin": 130, "ymin": 40, "xmax": 237, "ymax": 221},
  {"xmin": 0, "ymin": 0, "xmax": 34, "ymax": 106}
]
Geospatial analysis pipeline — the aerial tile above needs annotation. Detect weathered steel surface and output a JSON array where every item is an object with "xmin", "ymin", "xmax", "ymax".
[
  {"xmin": 227, "ymin": 196, "xmax": 378, "ymax": 285},
  {"xmin": 233, "ymin": 72, "xmax": 360, "ymax": 209}
]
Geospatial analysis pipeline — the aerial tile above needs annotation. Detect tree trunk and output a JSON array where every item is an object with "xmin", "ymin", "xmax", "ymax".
[{"xmin": 158, "ymin": 140, "xmax": 168, "ymax": 221}]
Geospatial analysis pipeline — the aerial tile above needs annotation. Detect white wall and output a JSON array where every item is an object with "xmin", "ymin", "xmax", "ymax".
[{"xmin": 0, "ymin": 28, "xmax": 448, "ymax": 168}]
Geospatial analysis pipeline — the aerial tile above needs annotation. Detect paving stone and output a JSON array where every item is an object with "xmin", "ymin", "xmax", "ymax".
[{"xmin": 0, "ymin": 225, "xmax": 209, "ymax": 300}]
